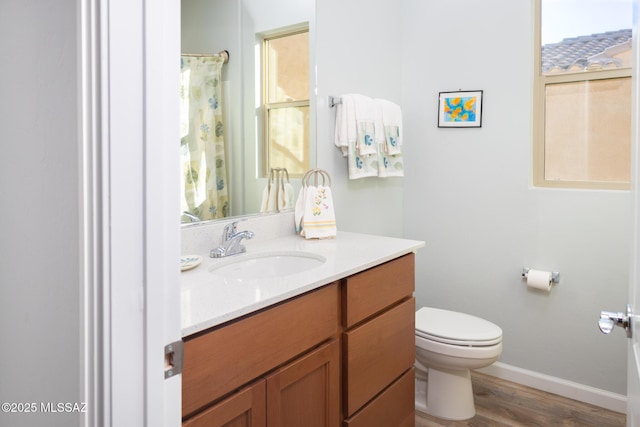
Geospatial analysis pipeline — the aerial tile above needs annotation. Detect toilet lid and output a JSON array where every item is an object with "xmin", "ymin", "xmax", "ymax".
[{"xmin": 415, "ymin": 307, "xmax": 503, "ymax": 346}]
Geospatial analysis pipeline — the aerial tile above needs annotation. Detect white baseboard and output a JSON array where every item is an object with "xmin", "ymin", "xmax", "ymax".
[{"xmin": 477, "ymin": 362, "xmax": 627, "ymax": 414}]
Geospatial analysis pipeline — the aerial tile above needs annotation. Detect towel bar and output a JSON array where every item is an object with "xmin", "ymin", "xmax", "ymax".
[{"xmin": 329, "ymin": 96, "xmax": 342, "ymax": 108}]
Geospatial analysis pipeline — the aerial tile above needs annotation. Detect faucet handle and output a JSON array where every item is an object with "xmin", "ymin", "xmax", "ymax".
[{"xmin": 222, "ymin": 218, "xmax": 247, "ymax": 240}]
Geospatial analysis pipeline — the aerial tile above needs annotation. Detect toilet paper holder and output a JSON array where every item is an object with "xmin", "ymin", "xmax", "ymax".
[{"xmin": 521, "ymin": 268, "xmax": 560, "ymax": 284}]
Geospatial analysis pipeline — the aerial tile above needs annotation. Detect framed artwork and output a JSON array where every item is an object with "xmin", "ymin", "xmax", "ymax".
[{"xmin": 438, "ymin": 90, "xmax": 483, "ymax": 128}]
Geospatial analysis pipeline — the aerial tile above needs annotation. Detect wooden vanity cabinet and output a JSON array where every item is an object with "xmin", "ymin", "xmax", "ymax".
[
  {"xmin": 182, "ymin": 282, "xmax": 340, "ymax": 426},
  {"xmin": 182, "ymin": 252, "xmax": 416, "ymax": 427},
  {"xmin": 183, "ymin": 339, "xmax": 340, "ymax": 427},
  {"xmin": 342, "ymin": 253, "xmax": 415, "ymax": 425}
]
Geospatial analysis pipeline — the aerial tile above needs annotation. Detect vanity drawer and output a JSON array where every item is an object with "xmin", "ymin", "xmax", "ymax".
[
  {"xmin": 342, "ymin": 297, "xmax": 415, "ymax": 416},
  {"xmin": 182, "ymin": 282, "xmax": 340, "ymax": 418},
  {"xmin": 344, "ymin": 368, "xmax": 415, "ymax": 427},
  {"xmin": 342, "ymin": 253, "xmax": 414, "ymax": 328}
]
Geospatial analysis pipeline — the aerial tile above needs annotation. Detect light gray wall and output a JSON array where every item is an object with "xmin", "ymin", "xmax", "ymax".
[
  {"xmin": 316, "ymin": 0, "xmax": 404, "ymax": 238},
  {"xmin": 0, "ymin": 1, "xmax": 82, "ymax": 426},
  {"xmin": 401, "ymin": 0, "xmax": 630, "ymax": 394}
]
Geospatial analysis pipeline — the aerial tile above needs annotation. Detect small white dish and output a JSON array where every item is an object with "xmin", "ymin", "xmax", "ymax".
[{"xmin": 181, "ymin": 255, "xmax": 202, "ymax": 272}]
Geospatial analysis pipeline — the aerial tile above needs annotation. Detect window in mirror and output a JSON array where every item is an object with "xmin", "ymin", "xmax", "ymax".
[
  {"xmin": 263, "ymin": 28, "xmax": 310, "ymax": 177},
  {"xmin": 533, "ymin": 0, "xmax": 632, "ymax": 189}
]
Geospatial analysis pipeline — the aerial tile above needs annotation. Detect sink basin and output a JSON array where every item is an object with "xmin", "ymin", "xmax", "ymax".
[{"xmin": 209, "ymin": 251, "xmax": 326, "ymax": 280}]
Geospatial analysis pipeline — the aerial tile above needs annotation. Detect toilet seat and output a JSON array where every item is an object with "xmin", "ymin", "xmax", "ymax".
[{"xmin": 415, "ymin": 307, "xmax": 502, "ymax": 347}]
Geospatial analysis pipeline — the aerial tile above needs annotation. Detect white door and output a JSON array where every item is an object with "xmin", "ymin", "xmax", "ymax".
[
  {"xmin": 625, "ymin": 0, "xmax": 640, "ymax": 422},
  {"xmin": 142, "ymin": 0, "xmax": 182, "ymax": 425},
  {"xmin": 600, "ymin": 1, "xmax": 640, "ymax": 423},
  {"xmin": 626, "ymin": 8, "xmax": 640, "ymax": 423},
  {"xmin": 90, "ymin": 0, "xmax": 182, "ymax": 425}
]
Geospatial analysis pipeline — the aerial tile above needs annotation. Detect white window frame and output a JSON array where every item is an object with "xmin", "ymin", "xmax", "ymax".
[{"xmin": 262, "ymin": 26, "xmax": 310, "ymax": 178}]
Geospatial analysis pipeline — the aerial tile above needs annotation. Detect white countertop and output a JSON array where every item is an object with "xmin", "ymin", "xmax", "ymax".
[{"xmin": 181, "ymin": 231, "xmax": 425, "ymax": 337}]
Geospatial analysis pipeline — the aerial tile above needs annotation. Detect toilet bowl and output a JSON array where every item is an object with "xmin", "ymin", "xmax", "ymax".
[{"xmin": 415, "ymin": 307, "xmax": 503, "ymax": 421}]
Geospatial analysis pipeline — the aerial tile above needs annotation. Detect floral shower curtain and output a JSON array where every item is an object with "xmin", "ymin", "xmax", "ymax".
[{"xmin": 180, "ymin": 55, "xmax": 229, "ymax": 221}]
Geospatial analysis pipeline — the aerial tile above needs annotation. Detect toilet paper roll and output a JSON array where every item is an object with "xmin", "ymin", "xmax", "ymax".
[{"xmin": 527, "ymin": 269, "xmax": 552, "ymax": 292}]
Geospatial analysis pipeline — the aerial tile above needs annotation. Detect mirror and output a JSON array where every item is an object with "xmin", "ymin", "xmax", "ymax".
[{"xmin": 180, "ymin": 0, "xmax": 316, "ymax": 224}]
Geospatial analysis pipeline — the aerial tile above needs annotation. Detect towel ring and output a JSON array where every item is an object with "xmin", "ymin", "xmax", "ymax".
[{"xmin": 302, "ymin": 168, "xmax": 332, "ymax": 187}]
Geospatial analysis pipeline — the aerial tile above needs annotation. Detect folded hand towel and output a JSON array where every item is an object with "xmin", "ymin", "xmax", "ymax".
[
  {"xmin": 375, "ymin": 98, "xmax": 404, "ymax": 177},
  {"xmin": 334, "ymin": 95, "xmax": 356, "ymax": 157},
  {"xmin": 334, "ymin": 94, "xmax": 379, "ymax": 179},
  {"xmin": 375, "ymin": 99, "xmax": 403, "ymax": 155},
  {"xmin": 302, "ymin": 185, "xmax": 337, "ymax": 239},
  {"xmin": 352, "ymin": 94, "xmax": 380, "ymax": 156}
]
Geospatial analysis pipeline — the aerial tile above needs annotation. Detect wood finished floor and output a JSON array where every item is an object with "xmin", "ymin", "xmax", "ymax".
[{"xmin": 414, "ymin": 372, "xmax": 625, "ymax": 427}]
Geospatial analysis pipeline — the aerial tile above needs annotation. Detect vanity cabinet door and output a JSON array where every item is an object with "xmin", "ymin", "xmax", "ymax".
[
  {"xmin": 182, "ymin": 380, "xmax": 266, "ymax": 427},
  {"xmin": 266, "ymin": 339, "xmax": 341, "ymax": 427},
  {"xmin": 343, "ymin": 297, "xmax": 415, "ymax": 417},
  {"xmin": 344, "ymin": 368, "xmax": 415, "ymax": 427}
]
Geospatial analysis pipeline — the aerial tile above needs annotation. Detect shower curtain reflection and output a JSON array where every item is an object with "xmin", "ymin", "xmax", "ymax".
[{"xmin": 180, "ymin": 55, "xmax": 230, "ymax": 221}]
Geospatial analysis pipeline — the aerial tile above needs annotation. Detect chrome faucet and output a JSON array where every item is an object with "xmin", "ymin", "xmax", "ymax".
[
  {"xmin": 182, "ymin": 211, "xmax": 201, "ymax": 222},
  {"xmin": 210, "ymin": 220, "xmax": 255, "ymax": 258}
]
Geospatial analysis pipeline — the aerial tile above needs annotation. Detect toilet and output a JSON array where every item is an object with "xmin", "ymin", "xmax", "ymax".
[{"xmin": 414, "ymin": 307, "xmax": 503, "ymax": 421}]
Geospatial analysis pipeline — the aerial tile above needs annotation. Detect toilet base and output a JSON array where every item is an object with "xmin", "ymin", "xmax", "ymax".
[{"xmin": 415, "ymin": 366, "xmax": 476, "ymax": 421}]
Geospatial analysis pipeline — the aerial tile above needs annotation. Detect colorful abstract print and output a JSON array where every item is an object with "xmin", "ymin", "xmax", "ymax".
[{"xmin": 444, "ymin": 96, "xmax": 477, "ymax": 122}]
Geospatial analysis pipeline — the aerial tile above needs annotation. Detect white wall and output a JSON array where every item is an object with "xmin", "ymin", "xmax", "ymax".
[
  {"xmin": 316, "ymin": 0, "xmax": 404, "ymax": 238},
  {"xmin": 0, "ymin": 1, "xmax": 82, "ymax": 426},
  {"xmin": 401, "ymin": 0, "xmax": 630, "ymax": 394}
]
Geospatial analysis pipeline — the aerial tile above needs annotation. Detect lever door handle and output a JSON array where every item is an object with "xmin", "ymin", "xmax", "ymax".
[
  {"xmin": 598, "ymin": 315, "xmax": 615, "ymax": 334},
  {"xmin": 598, "ymin": 305, "xmax": 632, "ymax": 338}
]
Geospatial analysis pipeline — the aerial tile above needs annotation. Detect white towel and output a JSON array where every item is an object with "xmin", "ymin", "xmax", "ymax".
[
  {"xmin": 334, "ymin": 95, "xmax": 356, "ymax": 157},
  {"xmin": 334, "ymin": 94, "xmax": 379, "ymax": 180},
  {"xmin": 260, "ymin": 179, "xmax": 278, "ymax": 213},
  {"xmin": 261, "ymin": 172, "xmax": 295, "ymax": 213},
  {"xmin": 280, "ymin": 181, "xmax": 294, "ymax": 210},
  {"xmin": 352, "ymin": 94, "xmax": 381, "ymax": 156},
  {"xmin": 375, "ymin": 99, "xmax": 403, "ymax": 155},
  {"xmin": 301, "ymin": 185, "xmax": 336, "ymax": 239},
  {"xmin": 375, "ymin": 99, "xmax": 404, "ymax": 177},
  {"xmin": 294, "ymin": 185, "xmax": 307, "ymax": 233}
]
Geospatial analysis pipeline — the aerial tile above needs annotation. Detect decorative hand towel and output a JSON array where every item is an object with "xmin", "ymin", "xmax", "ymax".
[
  {"xmin": 295, "ymin": 169, "xmax": 337, "ymax": 239},
  {"xmin": 375, "ymin": 99, "xmax": 404, "ymax": 177},
  {"xmin": 375, "ymin": 99, "xmax": 403, "ymax": 155},
  {"xmin": 352, "ymin": 94, "xmax": 380, "ymax": 156},
  {"xmin": 302, "ymin": 185, "xmax": 337, "ymax": 239},
  {"xmin": 333, "ymin": 94, "xmax": 379, "ymax": 180}
]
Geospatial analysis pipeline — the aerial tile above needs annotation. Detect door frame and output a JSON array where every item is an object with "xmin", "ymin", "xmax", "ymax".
[{"xmin": 80, "ymin": 0, "xmax": 181, "ymax": 425}]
